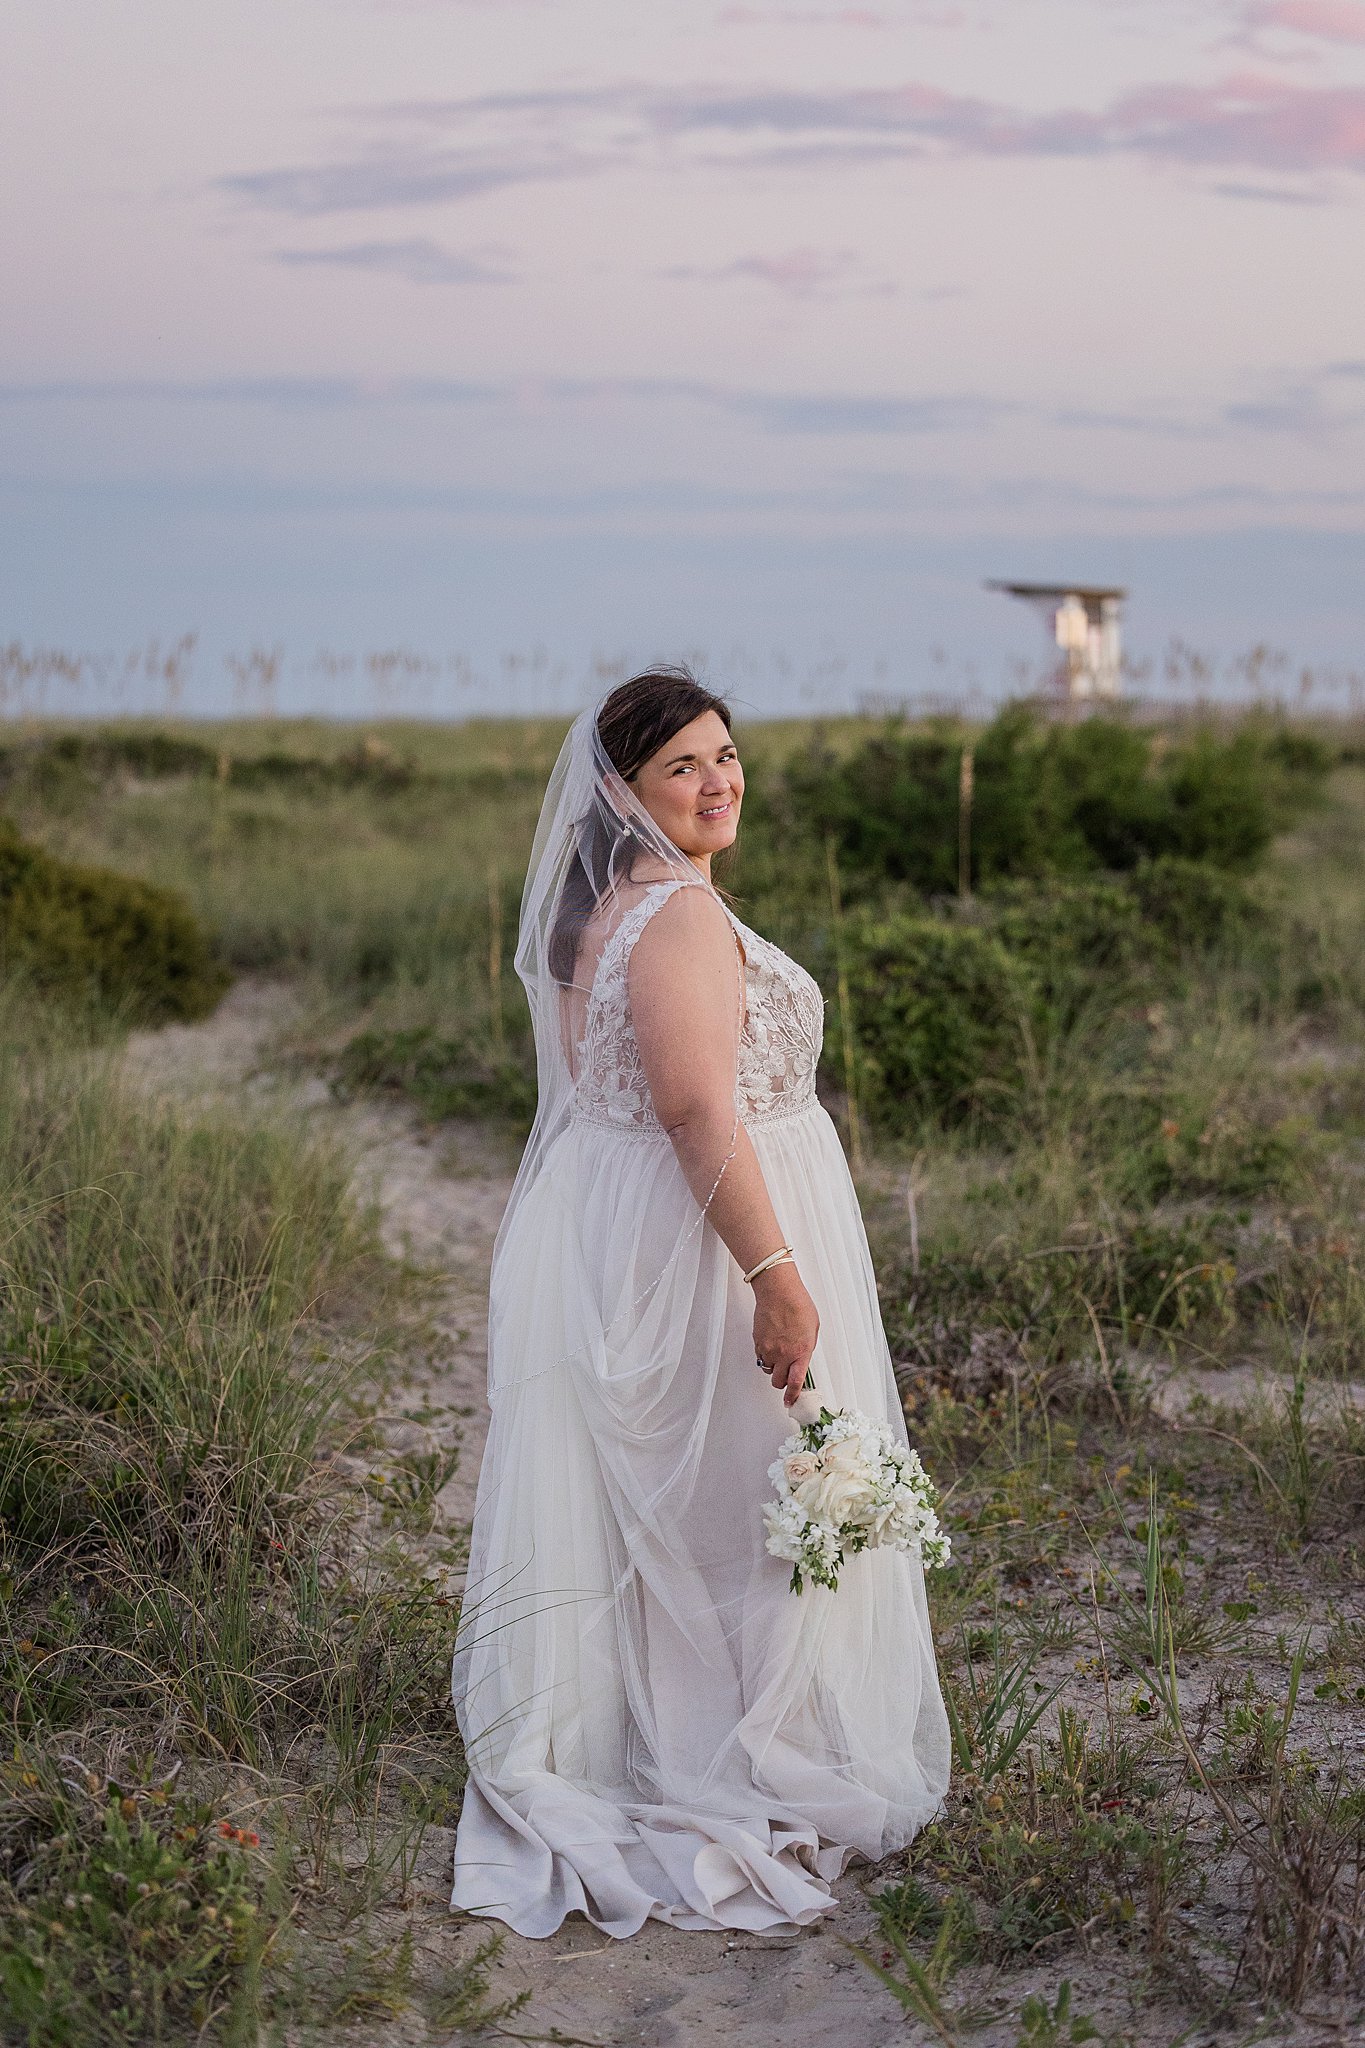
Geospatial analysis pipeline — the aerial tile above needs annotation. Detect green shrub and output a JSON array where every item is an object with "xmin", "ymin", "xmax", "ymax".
[
  {"xmin": 0, "ymin": 729, "xmax": 424, "ymax": 798},
  {"xmin": 333, "ymin": 1024, "xmax": 537, "ymax": 1127},
  {"xmin": 789, "ymin": 706, "xmax": 1328, "ymax": 892},
  {"xmin": 823, "ymin": 859, "xmax": 1285, "ymax": 1133},
  {"xmin": 986, "ymin": 875, "xmax": 1145, "ymax": 969},
  {"xmin": 0, "ymin": 817, "xmax": 228, "ymax": 1023},
  {"xmin": 975, "ymin": 862, "xmax": 1277, "ymax": 1022},
  {"xmin": 0, "ymin": 1758, "xmax": 265, "ymax": 2048},
  {"xmin": 786, "ymin": 724, "xmax": 976, "ymax": 895},
  {"xmin": 841, "ymin": 913, "xmax": 1035, "ymax": 1131},
  {"xmin": 883, "ymin": 1209, "xmax": 1260, "ymax": 1381},
  {"xmin": 981, "ymin": 876, "xmax": 1149, "ymax": 1023},
  {"xmin": 1125, "ymin": 855, "xmax": 1267, "ymax": 955},
  {"xmin": 0, "ymin": 731, "xmax": 217, "ymax": 804},
  {"xmin": 1157, "ymin": 727, "xmax": 1271, "ymax": 866},
  {"xmin": 224, "ymin": 741, "xmax": 418, "ymax": 795}
]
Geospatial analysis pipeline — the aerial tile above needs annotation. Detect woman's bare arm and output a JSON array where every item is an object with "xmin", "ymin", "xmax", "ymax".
[{"xmin": 629, "ymin": 887, "xmax": 819, "ymax": 1406}]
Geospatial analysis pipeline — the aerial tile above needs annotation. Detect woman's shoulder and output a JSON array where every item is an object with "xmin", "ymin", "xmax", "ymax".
[{"xmin": 627, "ymin": 877, "xmax": 740, "ymax": 963}]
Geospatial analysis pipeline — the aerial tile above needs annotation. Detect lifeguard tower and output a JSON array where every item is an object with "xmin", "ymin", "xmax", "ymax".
[{"xmin": 986, "ymin": 580, "xmax": 1127, "ymax": 701}]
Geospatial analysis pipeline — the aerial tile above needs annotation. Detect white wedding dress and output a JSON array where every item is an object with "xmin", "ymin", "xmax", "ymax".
[{"xmin": 451, "ymin": 836, "xmax": 951, "ymax": 1937}]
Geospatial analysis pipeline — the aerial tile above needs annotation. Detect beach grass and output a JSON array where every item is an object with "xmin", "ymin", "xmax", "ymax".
[
  {"xmin": 0, "ymin": 980, "xmax": 501, "ymax": 2043},
  {"xmin": 2, "ymin": 703, "xmax": 1364, "ymax": 2040}
]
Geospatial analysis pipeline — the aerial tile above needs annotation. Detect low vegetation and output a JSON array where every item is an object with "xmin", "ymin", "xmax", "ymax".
[
  {"xmin": 782, "ymin": 702, "xmax": 1331, "ymax": 889},
  {"xmin": 0, "ymin": 988, "xmax": 505, "ymax": 2043},
  {"xmin": 2, "ymin": 698, "xmax": 1362, "ymax": 2041},
  {"xmin": 0, "ymin": 818, "xmax": 227, "ymax": 1024}
]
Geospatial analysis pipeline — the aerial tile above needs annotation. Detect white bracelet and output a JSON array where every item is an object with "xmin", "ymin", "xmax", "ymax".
[{"xmin": 742, "ymin": 1245, "xmax": 795, "ymax": 1285}]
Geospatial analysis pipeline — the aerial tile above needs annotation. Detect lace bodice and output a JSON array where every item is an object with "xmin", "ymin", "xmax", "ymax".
[{"xmin": 571, "ymin": 880, "xmax": 825, "ymax": 1136}]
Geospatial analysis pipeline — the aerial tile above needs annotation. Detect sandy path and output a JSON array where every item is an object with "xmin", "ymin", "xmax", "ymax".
[{"xmin": 123, "ymin": 982, "xmax": 941, "ymax": 2045}]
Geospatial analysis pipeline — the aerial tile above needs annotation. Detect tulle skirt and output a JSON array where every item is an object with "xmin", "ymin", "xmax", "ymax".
[{"xmin": 450, "ymin": 1100, "xmax": 950, "ymax": 1938}]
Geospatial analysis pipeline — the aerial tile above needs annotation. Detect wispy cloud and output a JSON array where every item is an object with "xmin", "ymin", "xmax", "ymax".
[
  {"xmin": 221, "ymin": 72, "xmax": 1365, "ymax": 218},
  {"xmin": 741, "ymin": 390, "xmax": 1004, "ymax": 432},
  {"xmin": 0, "ymin": 376, "xmax": 496, "ymax": 408},
  {"xmin": 1222, "ymin": 359, "xmax": 1365, "ymax": 437},
  {"xmin": 1246, "ymin": 1, "xmax": 1365, "ymax": 45},
  {"xmin": 1209, "ymin": 177, "xmax": 1334, "ymax": 202},
  {"xmin": 223, "ymin": 141, "xmax": 601, "ymax": 214},
  {"xmin": 11, "ymin": 466, "xmax": 1365, "ymax": 534},
  {"xmin": 1056, "ymin": 362, "xmax": 1365, "ymax": 442},
  {"xmin": 370, "ymin": 0, "xmax": 551, "ymax": 9},
  {"xmin": 716, "ymin": 4, "xmax": 974, "ymax": 22},
  {"xmin": 3, "ymin": 367, "xmax": 1359, "ymax": 444},
  {"xmin": 0, "ymin": 373, "xmax": 1011, "ymax": 436},
  {"xmin": 651, "ymin": 74, "xmax": 1365, "ymax": 172},
  {"xmin": 663, "ymin": 246, "xmax": 895, "ymax": 298},
  {"xmin": 554, "ymin": 377, "xmax": 1013, "ymax": 435},
  {"xmin": 716, "ymin": 7, "xmax": 890, "ymax": 26},
  {"xmin": 272, "ymin": 237, "xmax": 514, "ymax": 283}
]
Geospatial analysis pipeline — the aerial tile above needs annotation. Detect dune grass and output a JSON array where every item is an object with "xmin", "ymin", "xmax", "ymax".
[
  {"xmin": 2, "ymin": 706, "xmax": 1364, "ymax": 2040},
  {"xmin": 846, "ymin": 768, "xmax": 1365, "ymax": 2033},
  {"xmin": 0, "ymin": 983, "xmax": 504, "ymax": 2044}
]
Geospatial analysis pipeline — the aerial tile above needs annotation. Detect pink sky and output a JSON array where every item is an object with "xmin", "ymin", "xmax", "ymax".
[{"xmin": 2, "ymin": 0, "xmax": 1364, "ymax": 709}]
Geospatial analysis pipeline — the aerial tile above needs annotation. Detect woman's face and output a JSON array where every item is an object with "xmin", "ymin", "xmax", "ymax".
[{"xmin": 630, "ymin": 710, "xmax": 743, "ymax": 869}]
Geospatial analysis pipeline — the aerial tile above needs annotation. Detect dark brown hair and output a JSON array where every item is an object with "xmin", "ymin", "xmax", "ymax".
[
  {"xmin": 549, "ymin": 666, "xmax": 733, "ymax": 985},
  {"xmin": 595, "ymin": 666, "xmax": 732, "ymax": 783}
]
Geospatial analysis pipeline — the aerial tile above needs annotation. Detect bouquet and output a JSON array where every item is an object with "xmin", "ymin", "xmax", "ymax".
[{"xmin": 762, "ymin": 1382, "xmax": 950, "ymax": 1594}]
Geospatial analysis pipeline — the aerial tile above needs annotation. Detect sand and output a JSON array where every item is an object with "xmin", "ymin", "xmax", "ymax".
[{"xmin": 121, "ymin": 979, "xmax": 1346, "ymax": 2047}]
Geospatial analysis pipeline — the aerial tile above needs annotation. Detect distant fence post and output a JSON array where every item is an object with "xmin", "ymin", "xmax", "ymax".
[
  {"xmin": 488, "ymin": 863, "xmax": 506, "ymax": 1063},
  {"xmin": 958, "ymin": 745, "xmax": 975, "ymax": 901},
  {"xmin": 824, "ymin": 834, "xmax": 865, "ymax": 1179}
]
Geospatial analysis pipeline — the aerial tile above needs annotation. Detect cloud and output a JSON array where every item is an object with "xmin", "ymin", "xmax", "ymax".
[
  {"xmin": 2, "ymin": 368, "xmax": 1359, "ymax": 445},
  {"xmin": 1098, "ymin": 75, "xmax": 1365, "ymax": 172},
  {"xmin": 739, "ymin": 390, "xmax": 1005, "ymax": 432},
  {"xmin": 1247, "ymin": 1, "xmax": 1365, "ymax": 44},
  {"xmin": 0, "ymin": 376, "xmax": 495, "ymax": 408},
  {"xmin": 515, "ymin": 376, "xmax": 1011, "ymax": 434},
  {"xmin": 1057, "ymin": 362, "xmax": 1365, "ymax": 443},
  {"xmin": 1050, "ymin": 406, "xmax": 1211, "ymax": 440},
  {"xmin": 659, "ymin": 73, "xmax": 1365, "ymax": 175},
  {"xmin": 223, "ymin": 141, "xmax": 601, "ymax": 214},
  {"xmin": 370, "ymin": 0, "xmax": 551, "ymax": 9},
  {"xmin": 716, "ymin": 7, "xmax": 889, "ymax": 25},
  {"xmin": 1221, "ymin": 360, "xmax": 1365, "ymax": 437},
  {"xmin": 1209, "ymin": 178, "xmax": 1333, "ymax": 202},
  {"xmin": 221, "ymin": 73, "xmax": 1365, "ymax": 218},
  {"xmin": 717, "ymin": 4, "xmax": 975, "ymax": 22},
  {"xmin": 15, "ymin": 467, "xmax": 1365, "ymax": 539},
  {"xmin": 663, "ymin": 246, "xmax": 895, "ymax": 298},
  {"xmin": 272, "ymin": 237, "xmax": 514, "ymax": 283},
  {"xmin": 0, "ymin": 373, "xmax": 1009, "ymax": 437}
]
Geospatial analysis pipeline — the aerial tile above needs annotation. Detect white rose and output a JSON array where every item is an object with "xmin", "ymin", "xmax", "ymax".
[
  {"xmin": 863, "ymin": 1500, "xmax": 901, "ymax": 1545},
  {"xmin": 792, "ymin": 1439, "xmax": 873, "ymax": 1528}
]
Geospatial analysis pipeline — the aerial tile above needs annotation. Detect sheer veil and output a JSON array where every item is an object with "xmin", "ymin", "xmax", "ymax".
[{"xmin": 485, "ymin": 701, "xmax": 741, "ymax": 1400}]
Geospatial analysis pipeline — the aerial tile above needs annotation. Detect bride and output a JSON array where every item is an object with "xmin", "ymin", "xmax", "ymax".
[{"xmin": 451, "ymin": 667, "xmax": 949, "ymax": 1938}]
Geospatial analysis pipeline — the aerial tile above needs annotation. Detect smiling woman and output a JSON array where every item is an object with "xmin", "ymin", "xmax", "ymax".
[
  {"xmin": 599, "ymin": 663, "xmax": 745, "ymax": 850},
  {"xmin": 450, "ymin": 665, "xmax": 950, "ymax": 1939}
]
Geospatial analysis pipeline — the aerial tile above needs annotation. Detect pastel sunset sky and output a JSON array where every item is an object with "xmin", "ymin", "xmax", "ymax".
[{"xmin": 4, "ymin": 0, "xmax": 1364, "ymax": 713}]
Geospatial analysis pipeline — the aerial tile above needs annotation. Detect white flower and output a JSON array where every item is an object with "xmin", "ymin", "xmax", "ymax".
[
  {"xmin": 790, "ymin": 1438, "xmax": 872, "ymax": 1529},
  {"xmin": 762, "ymin": 1395, "xmax": 950, "ymax": 1593}
]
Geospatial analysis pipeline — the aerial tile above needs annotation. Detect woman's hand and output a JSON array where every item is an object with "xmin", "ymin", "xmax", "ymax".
[{"xmin": 752, "ymin": 1263, "xmax": 820, "ymax": 1408}]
